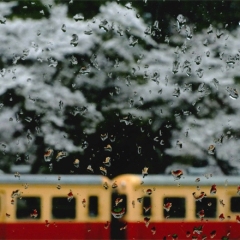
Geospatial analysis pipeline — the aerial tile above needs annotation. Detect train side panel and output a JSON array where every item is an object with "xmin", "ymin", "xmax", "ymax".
[{"xmin": 0, "ymin": 175, "xmax": 111, "ymax": 240}]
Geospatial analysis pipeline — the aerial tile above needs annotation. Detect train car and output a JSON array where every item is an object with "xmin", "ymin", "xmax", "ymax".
[
  {"xmin": 111, "ymin": 174, "xmax": 240, "ymax": 240},
  {"xmin": 0, "ymin": 174, "xmax": 111, "ymax": 240}
]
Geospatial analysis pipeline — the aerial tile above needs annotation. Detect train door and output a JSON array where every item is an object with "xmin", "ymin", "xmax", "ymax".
[{"xmin": 110, "ymin": 192, "xmax": 127, "ymax": 240}]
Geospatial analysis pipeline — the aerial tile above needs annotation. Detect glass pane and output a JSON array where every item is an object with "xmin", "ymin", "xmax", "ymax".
[
  {"xmin": 88, "ymin": 196, "xmax": 98, "ymax": 217},
  {"xmin": 231, "ymin": 197, "xmax": 240, "ymax": 212},
  {"xmin": 163, "ymin": 197, "xmax": 185, "ymax": 218},
  {"xmin": 142, "ymin": 197, "xmax": 151, "ymax": 216},
  {"xmin": 52, "ymin": 197, "xmax": 76, "ymax": 219},
  {"xmin": 16, "ymin": 197, "xmax": 41, "ymax": 219},
  {"xmin": 195, "ymin": 197, "xmax": 217, "ymax": 218}
]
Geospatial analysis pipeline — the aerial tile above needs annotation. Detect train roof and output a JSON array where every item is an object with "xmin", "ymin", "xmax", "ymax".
[
  {"xmin": 114, "ymin": 174, "xmax": 240, "ymax": 186},
  {"xmin": 0, "ymin": 174, "xmax": 239, "ymax": 186},
  {"xmin": 0, "ymin": 174, "xmax": 107, "ymax": 185}
]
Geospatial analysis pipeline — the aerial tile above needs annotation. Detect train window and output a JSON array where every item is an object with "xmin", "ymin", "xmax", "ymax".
[
  {"xmin": 142, "ymin": 197, "xmax": 151, "ymax": 216},
  {"xmin": 16, "ymin": 197, "xmax": 41, "ymax": 219},
  {"xmin": 88, "ymin": 196, "xmax": 98, "ymax": 217},
  {"xmin": 52, "ymin": 197, "xmax": 76, "ymax": 219},
  {"xmin": 195, "ymin": 197, "xmax": 217, "ymax": 218},
  {"xmin": 163, "ymin": 197, "xmax": 185, "ymax": 218},
  {"xmin": 230, "ymin": 197, "xmax": 240, "ymax": 212}
]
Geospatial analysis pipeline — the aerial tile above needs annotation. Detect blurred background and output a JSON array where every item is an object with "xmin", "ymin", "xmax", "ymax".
[{"xmin": 0, "ymin": 0, "xmax": 240, "ymax": 178}]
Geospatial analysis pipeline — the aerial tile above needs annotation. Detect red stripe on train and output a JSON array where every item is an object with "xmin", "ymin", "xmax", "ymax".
[
  {"xmin": 126, "ymin": 222, "xmax": 240, "ymax": 239},
  {"xmin": 0, "ymin": 223, "xmax": 110, "ymax": 240}
]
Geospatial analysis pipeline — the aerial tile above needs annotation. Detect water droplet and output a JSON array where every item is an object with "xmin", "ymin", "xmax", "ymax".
[
  {"xmin": 195, "ymin": 56, "xmax": 202, "ymax": 65},
  {"xmin": 45, "ymin": 220, "xmax": 50, "ymax": 227},
  {"xmin": 0, "ymin": 68, "xmax": 6, "ymax": 77},
  {"xmin": 172, "ymin": 61, "xmax": 180, "ymax": 74},
  {"xmin": 104, "ymin": 221, "xmax": 110, "ymax": 229},
  {"xmin": 82, "ymin": 198, "xmax": 86, "ymax": 208},
  {"xmin": 219, "ymin": 199, "xmax": 225, "ymax": 208},
  {"xmin": 226, "ymin": 87, "xmax": 239, "ymax": 99},
  {"xmin": 25, "ymin": 116, "xmax": 32, "ymax": 122},
  {"xmin": 104, "ymin": 145, "xmax": 112, "ymax": 152},
  {"xmin": 129, "ymin": 35, "xmax": 138, "ymax": 47},
  {"xmin": 212, "ymin": 78, "xmax": 219, "ymax": 90},
  {"xmin": 151, "ymin": 226, "xmax": 156, "ymax": 235},
  {"xmin": 207, "ymin": 24, "xmax": 213, "ymax": 34},
  {"xmin": 210, "ymin": 230, "xmax": 216, "ymax": 238},
  {"xmin": 144, "ymin": 217, "xmax": 150, "ymax": 227},
  {"xmin": 144, "ymin": 26, "xmax": 152, "ymax": 35},
  {"xmin": 146, "ymin": 189, "xmax": 152, "ymax": 196},
  {"xmin": 84, "ymin": 29, "xmax": 93, "ymax": 35},
  {"xmin": 100, "ymin": 166, "xmax": 107, "ymax": 176},
  {"xmin": 172, "ymin": 86, "xmax": 180, "ymax": 97},
  {"xmin": 144, "ymin": 206, "xmax": 152, "ymax": 215},
  {"xmin": 208, "ymin": 145, "xmax": 215, "ymax": 155},
  {"xmin": 125, "ymin": 2, "xmax": 132, "ymax": 9},
  {"xmin": 193, "ymin": 225, "xmax": 203, "ymax": 234},
  {"xmin": 192, "ymin": 192, "xmax": 207, "ymax": 202},
  {"xmin": 73, "ymin": 159, "xmax": 80, "ymax": 168},
  {"xmin": 196, "ymin": 68, "xmax": 204, "ymax": 78},
  {"xmin": 87, "ymin": 165, "xmax": 94, "ymax": 173},
  {"xmin": 49, "ymin": 163, "xmax": 53, "ymax": 172},
  {"xmin": 99, "ymin": 20, "xmax": 109, "ymax": 32},
  {"xmin": 176, "ymin": 14, "xmax": 186, "ymax": 31},
  {"xmin": 48, "ymin": 57, "xmax": 58, "ymax": 68},
  {"xmin": 100, "ymin": 133, "xmax": 108, "ymax": 141},
  {"xmin": 103, "ymin": 157, "xmax": 111, "ymax": 167},
  {"xmin": 206, "ymin": 51, "xmax": 210, "ymax": 57},
  {"xmin": 30, "ymin": 209, "xmax": 38, "ymax": 218},
  {"xmin": 61, "ymin": 24, "xmax": 66, "ymax": 32},
  {"xmin": 73, "ymin": 13, "xmax": 84, "ymax": 21},
  {"xmin": 172, "ymin": 234, "xmax": 178, "ymax": 240},
  {"xmin": 109, "ymin": 135, "xmax": 116, "ymax": 142},
  {"xmin": 70, "ymin": 34, "xmax": 78, "ymax": 47},
  {"xmin": 56, "ymin": 184, "xmax": 61, "ymax": 190},
  {"xmin": 142, "ymin": 167, "xmax": 148, "ymax": 178},
  {"xmin": 6, "ymin": 213, "xmax": 10, "ymax": 218},
  {"xmin": 0, "ymin": 16, "xmax": 6, "ymax": 24},
  {"xmin": 56, "ymin": 151, "xmax": 67, "ymax": 161},
  {"xmin": 112, "ymin": 181, "xmax": 118, "ymax": 189},
  {"xmin": 67, "ymin": 190, "xmax": 73, "ymax": 202},
  {"xmin": 163, "ymin": 202, "xmax": 172, "ymax": 212},
  {"xmin": 103, "ymin": 182, "xmax": 108, "ymax": 190},
  {"xmin": 195, "ymin": 178, "xmax": 200, "ymax": 182},
  {"xmin": 197, "ymin": 209, "xmax": 205, "ymax": 219},
  {"xmin": 219, "ymin": 213, "xmax": 225, "ymax": 221},
  {"xmin": 171, "ymin": 170, "xmax": 183, "ymax": 180},
  {"xmin": 186, "ymin": 231, "xmax": 191, "ymax": 238},
  {"xmin": 185, "ymin": 25, "xmax": 192, "ymax": 39},
  {"xmin": 14, "ymin": 172, "xmax": 20, "ymax": 179}
]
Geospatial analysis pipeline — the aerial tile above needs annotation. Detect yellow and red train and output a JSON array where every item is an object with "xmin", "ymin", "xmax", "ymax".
[{"xmin": 0, "ymin": 174, "xmax": 240, "ymax": 239}]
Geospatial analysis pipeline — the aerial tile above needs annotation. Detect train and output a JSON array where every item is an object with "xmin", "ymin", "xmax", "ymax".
[{"xmin": 0, "ymin": 173, "xmax": 240, "ymax": 239}]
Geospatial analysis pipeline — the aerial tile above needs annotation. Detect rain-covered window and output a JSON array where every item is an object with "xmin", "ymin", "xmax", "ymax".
[
  {"xmin": 142, "ymin": 196, "xmax": 151, "ymax": 216},
  {"xmin": 16, "ymin": 197, "xmax": 41, "ymax": 219},
  {"xmin": 1, "ymin": 0, "xmax": 240, "ymax": 237},
  {"xmin": 88, "ymin": 196, "xmax": 98, "ymax": 217},
  {"xmin": 52, "ymin": 197, "xmax": 76, "ymax": 219},
  {"xmin": 163, "ymin": 197, "xmax": 185, "ymax": 218},
  {"xmin": 230, "ymin": 197, "xmax": 240, "ymax": 212},
  {"xmin": 195, "ymin": 197, "xmax": 217, "ymax": 218}
]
